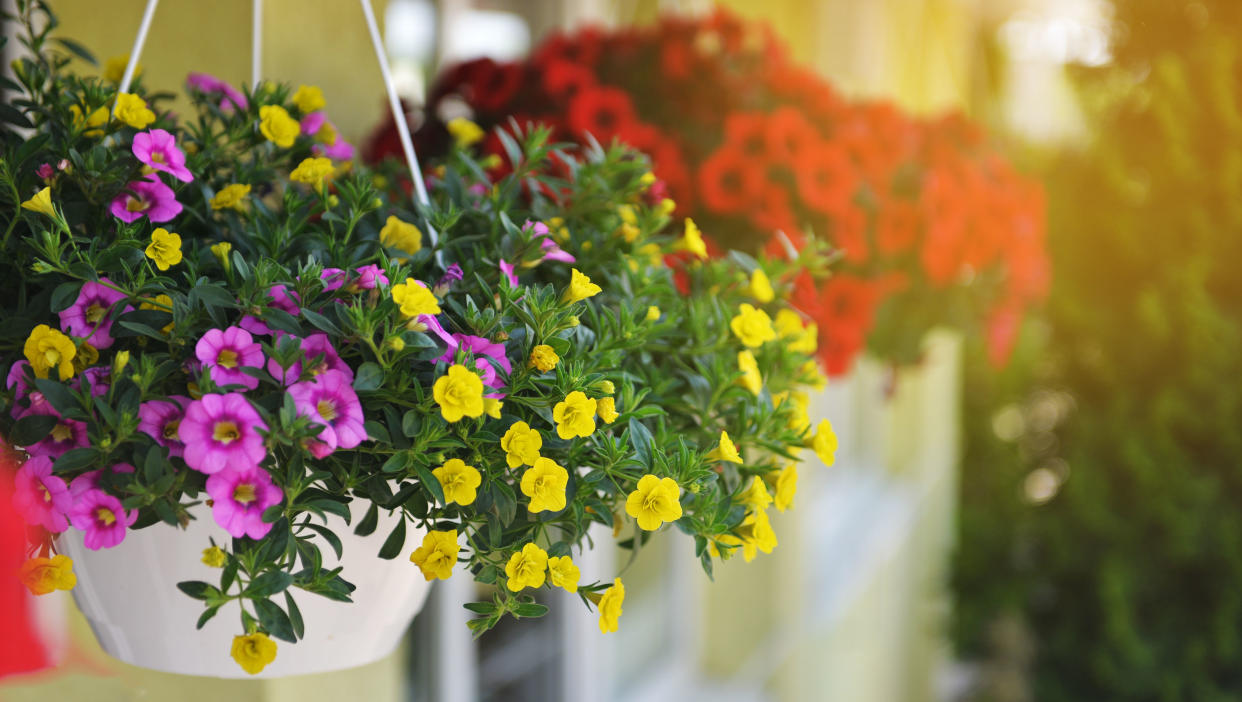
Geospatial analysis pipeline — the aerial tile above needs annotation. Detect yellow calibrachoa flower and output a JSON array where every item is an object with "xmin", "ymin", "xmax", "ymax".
[
  {"xmin": 18, "ymin": 555, "xmax": 76, "ymax": 595},
  {"xmin": 292, "ymin": 84, "xmax": 325, "ymax": 113},
  {"xmin": 391, "ymin": 278, "xmax": 441, "ymax": 318},
  {"xmin": 432, "ymin": 458, "xmax": 482, "ymax": 506},
  {"xmin": 678, "ymin": 218, "xmax": 708, "ymax": 259},
  {"xmin": 810, "ymin": 419, "xmax": 838, "ymax": 466},
  {"xmin": 738, "ymin": 509, "xmax": 778, "ymax": 562},
  {"xmin": 71, "ymin": 342, "xmax": 99, "ymax": 373},
  {"xmin": 774, "ymin": 308, "xmax": 803, "ymax": 338},
  {"xmin": 708, "ymin": 533, "xmax": 743, "ymax": 560},
  {"xmin": 432, "ymin": 365, "xmax": 484, "ymax": 422},
  {"xmin": 747, "ymin": 269, "xmax": 775, "ymax": 303},
  {"xmin": 740, "ymin": 477, "xmax": 773, "ymax": 512},
  {"xmin": 706, "ymin": 430, "xmax": 743, "ymax": 464},
  {"xmin": 410, "ymin": 529, "xmax": 460, "ymax": 581},
  {"xmin": 20, "ymin": 187, "xmax": 55, "ymax": 218},
  {"xmin": 104, "ymin": 54, "xmax": 139, "ymax": 83},
  {"xmin": 737, "ymin": 350, "xmax": 762, "ymax": 396},
  {"xmin": 447, "ymin": 117, "xmax": 485, "ymax": 147},
  {"xmin": 259, "ymin": 105, "xmax": 299, "ymax": 148},
  {"xmin": 521, "ymin": 457, "xmax": 569, "ymax": 513},
  {"xmin": 231, "ymin": 633, "xmax": 278, "ymax": 675},
  {"xmin": 547, "ymin": 216, "xmax": 570, "ymax": 243},
  {"xmin": 114, "ymin": 92, "xmax": 155, "ymax": 129},
  {"xmin": 380, "ymin": 215, "xmax": 423, "ymax": 256},
  {"xmin": 799, "ymin": 359, "xmax": 826, "ymax": 391},
  {"xmin": 504, "ymin": 543, "xmax": 549, "ymax": 592},
  {"xmin": 597, "ymin": 578, "xmax": 625, "ymax": 633},
  {"xmin": 730, "ymin": 303, "xmax": 776, "ymax": 348},
  {"xmin": 290, "ymin": 157, "xmax": 334, "ymax": 190},
  {"xmin": 547, "ymin": 555, "xmax": 581, "ymax": 593},
  {"xmin": 639, "ymin": 171, "xmax": 656, "ymax": 188},
  {"xmin": 211, "ymin": 184, "xmax": 251, "ymax": 211},
  {"xmin": 563, "ymin": 268, "xmax": 602, "ymax": 304},
  {"xmin": 625, "ymin": 474, "xmax": 684, "ymax": 531},
  {"xmin": 597, "ymin": 397, "xmax": 619, "ymax": 424},
  {"xmin": 24, "ymin": 325, "xmax": 76, "ymax": 380},
  {"xmin": 145, "ymin": 228, "xmax": 183, "ymax": 271},
  {"xmin": 774, "ymin": 463, "xmax": 798, "ymax": 512},
  {"xmin": 70, "ymin": 104, "xmax": 109, "ymax": 137},
  {"xmin": 500, "ymin": 421, "xmax": 542, "ymax": 468},
  {"xmin": 645, "ymin": 305, "xmax": 661, "ymax": 322},
  {"xmin": 775, "ymin": 390, "xmax": 811, "ymax": 433},
  {"xmin": 552, "ymin": 390, "xmax": 597, "ymax": 439},
  {"xmin": 658, "ymin": 198, "xmax": 676, "ymax": 216},
  {"xmin": 528, "ymin": 344, "xmax": 559, "ymax": 372},
  {"xmin": 483, "ymin": 397, "xmax": 504, "ymax": 419},
  {"xmin": 201, "ymin": 546, "xmax": 227, "ymax": 568}
]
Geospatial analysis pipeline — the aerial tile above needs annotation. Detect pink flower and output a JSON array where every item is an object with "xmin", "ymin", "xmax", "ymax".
[
  {"xmin": 6, "ymin": 361, "xmax": 32, "ymax": 398},
  {"xmin": 138, "ymin": 396, "xmax": 191, "ymax": 458},
  {"xmin": 499, "ymin": 259, "xmax": 518, "ymax": 288},
  {"xmin": 19, "ymin": 395, "xmax": 88, "ymax": 459},
  {"xmin": 418, "ymin": 313, "xmax": 457, "ymax": 351},
  {"xmin": 321, "ymin": 265, "xmax": 389, "ymax": 294},
  {"xmin": 436, "ymin": 334, "xmax": 511, "ymax": 392},
  {"xmin": 76, "ymin": 367, "xmax": 111, "ymax": 396},
  {"xmin": 109, "ymin": 175, "xmax": 182, "ymax": 223},
  {"xmin": 186, "ymin": 72, "xmax": 248, "ymax": 112},
  {"xmin": 239, "ymin": 285, "xmax": 301, "ymax": 336},
  {"xmin": 36, "ymin": 163, "xmax": 54, "ymax": 180},
  {"xmin": 195, "ymin": 326, "xmax": 264, "ymax": 390},
  {"xmin": 525, "ymin": 220, "xmax": 575, "ymax": 264},
  {"xmin": 69, "ymin": 488, "xmax": 137, "ymax": 550},
  {"xmin": 313, "ymin": 138, "xmax": 355, "ymax": 161},
  {"xmin": 69, "ymin": 462, "xmax": 135, "ymax": 499},
  {"xmin": 12, "ymin": 455, "xmax": 71, "ymax": 532},
  {"xmin": 301, "ymin": 112, "xmax": 327, "ymax": 136},
  {"xmin": 205, "ymin": 465, "xmax": 282, "ymax": 539},
  {"xmin": 59, "ymin": 277, "xmax": 129, "ymax": 348},
  {"xmin": 132, "ymin": 129, "xmax": 193, "ymax": 183},
  {"xmin": 289, "ymin": 370, "xmax": 367, "ymax": 458},
  {"xmin": 179, "ymin": 393, "xmax": 269, "ymax": 474},
  {"xmin": 267, "ymin": 332, "xmax": 352, "ymax": 385}
]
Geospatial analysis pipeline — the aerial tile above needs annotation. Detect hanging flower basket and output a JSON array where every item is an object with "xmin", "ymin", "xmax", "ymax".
[{"xmin": 1, "ymin": 2, "xmax": 838, "ymax": 678}]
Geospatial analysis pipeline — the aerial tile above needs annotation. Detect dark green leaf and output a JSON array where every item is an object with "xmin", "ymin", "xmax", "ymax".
[
  {"xmin": 49, "ymin": 282, "xmax": 83, "ymax": 313},
  {"xmin": 177, "ymin": 581, "xmax": 216, "ymax": 600},
  {"xmin": 196, "ymin": 606, "xmax": 221, "ymax": 630},
  {"xmin": 247, "ymin": 570, "xmax": 293, "ymax": 597},
  {"xmin": 416, "ymin": 464, "xmax": 445, "ymax": 507},
  {"xmin": 10, "ymin": 413, "xmax": 57, "ymax": 446},
  {"xmin": 254, "ymin": 598, "xmax": 296, "ymax": 643},
  {"xmin": 354, "ymin": 503, "xmax": 379, "ymax": 537},
  {"xmin": 284, "ymin": 591, "xmax": 305, "ymax": 640},
  {"xmin": 353, "ymin": 363, "xmax": 384, "ymax": 391},
  {"xmin": 54, "ymin": 447, "xmax": 100, "ymax": 474},
  {"xmin": 377, "ymin": 517, "xmax": 406, "ymax": 560}
]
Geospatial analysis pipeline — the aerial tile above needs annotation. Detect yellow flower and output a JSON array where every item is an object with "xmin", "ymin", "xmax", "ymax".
[
  {"xmin": 211, "ymin": 184, "xmax": 251, "ymax": 211},
  {"xmin": 447, "ymin": 117, "xmax": 485, "ymax": 148},
  {"xmin": 520, "ymin": 457, "xmax": 569, "ymax": 513},
  {"xmin": 410, "ymin": 529, "xmax": 460, "ymax": 581},
  {"xmin": 500, "ymin": 421, "xmax": 542, "ymax": 468},
  {"xmin": 432, "ymin": 458, "xmax": 482, "ymax": 506},
  {"xmin": 114, "ymin": 93, "xmax": 155, "ymax": 129},
  {"xmin": 659, "ymin": 198, "xmax": 676, "ymax": 216},
  {"xmin": 645, "ymin": 305, "xmax": 661, "ymax": 322},
  {"xmin": 259, "ymin": 105, "xmax": 300, "ymax": 148},
  {"xmin": 380, "ymin": 215, "xmax": 423, "ymax": 256},
  {"xmin": 547, "ymin": 555, "xmax": 581, "ymax": 594},
  {"xmin": 113, "ymin": 349, "xmax": 131, "ymax": 373},
  {"xmin": 547, "ymin": 216, "xmax": 570, "ymax": 243},
  {"xmin": 708, "ymin": 533, "xmax": 743, "ymax": 560},
  {"xmin": 504, "ymin": 543, "xmax": 549, "ymax": 592},
  {"xmin": 432, "ymin": 364, "xmax": 485, "ymax": 422},
  {"xmin": 730, "ymin": 303, "xmax": 776, "ymax": 348},
  {"xmin": 552, "ymin": 390, "xmax": 597, "ymax": 440},
  {"xmin": 562, "ymin": 268, "xmax": 602, "ymax": 304},
  {"xmin": 706, "ymin": 430, "xmax": 743, "ymax": 465},
  {"xmin": 71, "ymin": 342, "xmax": 99, "ymax": 374},
  {"xmin": 290, "ymin": 157, "xmax": 334, "ymax": 190},
  {"xmin": 104, "ymin": 54, "xmax": 139, "ymax": 83},
  {"xmin": 70, "ymin": 104, "xmax": 109, "ymax": 137},
  {"xmin": 391, "ymin": 278, "xmax": 441, "ymax": 318},
  {"xmin": 18, "ymin": 555, "xmax": 76, "ymax": 595},
  {"xmin": 776, "ymin": 390, "xmax": 811, "ymax": 433},
  {"xmin": 774, "ymin": 309, "xmax": 803, "ymax": 338},
  {"xmin": 292, "ymin": 84, "xmax": 325, "ymax": 113},
  {"xmin": 24, "ymin": 325, "xmax": 76, "ymax": 380},
  {"xmin": 774, "ymin": 463, "xmax": 797, "ymax": 512},
  {"xmin": 528, "ymin": 344, "xmax": 559, "ymax": 372},
  {"xmin": 211, "ymin": 242, "xmax": 233, "ymax": 272},
  {"xmin": 678, "ymin": 218, "xmax": 708, "ymax": 259},
  {"xmin": 738, "ymin": 509, "xmax": 778, "ymax": 562},
  {"xmin": 597, "ymin": 380, "xmax": 616, "ymax": 394},
  {"xmin": 810, "ymin": 419, "xmax": 838, "ymax": 466},
  {"xmin": 231, "ymin": 633, "xmax": 277, "ymax": 675},
  {"xmin": 597, "ymin": 577, "xmax": 625, "ymax": 633},
  {"xmin": 597, "ymin": 397, "xmax": 619, "ymax": 424},
  {"xmin": 737, "ymin": 350, "xmax": 762, "ymax": 396},
  {"xmin": 625, "ymin": 474, "xmax": 683, "ymax": 531},
  {"xmin": 800, "ymin": 359, "xmax": 826, "ymax": 391},
  {"xmin": 747, "ymin": 269, "xmax": 775, "ymax": 303},
  {"xmin": 639, "ymin": 171, "xmax": 656, "ymax": 188},
  {"xmin": 145, "ymin": 228, "xmax": 183, "ymax": 271},
  {"xmin": 740, "ymin": 477, "xmax": 773, "ymax": 512},
  {"xmin": 20, "ymin": 187, "xmax": 56, "ymax": 218},
  {"xmin": 484, "ymin": 397, "xmax": 504, "ymax": 419},
  {"xmin": 201, "ymin": 546, "xmax": 227, "ymax": 568}
]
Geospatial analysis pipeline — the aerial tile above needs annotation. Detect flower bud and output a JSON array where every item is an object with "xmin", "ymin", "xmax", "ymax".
[
  {"xmin": 114, "ymin": 350, "xmax": 131, "ymax": 374},
  {"xmin": 386, "ymin": 336, "xmax": 405, "ymax": 352}
]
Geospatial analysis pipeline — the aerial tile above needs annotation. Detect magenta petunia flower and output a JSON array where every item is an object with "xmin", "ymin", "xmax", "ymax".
[
  {"xmin": 267, "ymin": 332, "xmax": 352, "ymax": 385},
  {"xmin": 59, "ymin": 277, "xmax": 129, "ymax": 349},
  {"xmin": 12, "ymin": 455, "xmax": 71, "ymax": 533},
  {"xmin": 69, "ymin": 488, "xmax": 137, "ymax": 550},
  {"xmin": 138, "ymin": 396, "xmax": 191, "ymax": 458},
  {"xmin": 498, "ymin": 259, "xmax": 518, "ymax": 288},
  {"xmin": 179, "ymin": 393, "xmax": 269, "ymax": 474},
  {"xmin": 313, "ymin": 138, "xmax": 355, "ymax": 161},
  {"xmin": 525, "ymin": 220, "xmax": 575, "ymax": 264},
  {"xmin": 6, "ymin": 361, "xmax": 32, "ymax": 398},
  {"xmin": 205, "ymin": 465, "xmax": 282, "ymax": 539},
  {"xmin": 239, "ymin": 284, "xmax": 302, "ymax": 336},
  {"xmin": 19, "ymin": 395, "xmax": 88, "ymax": 459},
  {"xmin": 186, "ymin": 72, "xmax": 248, "ymax": 112},
  {"xmin": 109, "ymin": 175, "xmax": 182, "ymax": 223},
  {"xmin": 301, "ymin": 112, "xmax": 327, "ymax": 136},
  {"xmin": 288, "ymin": 369, "xmax": 367, "ymax": 458},
  {"xmin": 76, "ymin": 366, "xmax": 111, "ymax": 397},
  {"xmin": 436, "ymin": 334, "xmax": 511, "ymax": 392},
  {"xmin": 132, "ymin": 129, "xmax": 193, "ymax": 183},
  {"xmin": 321, "ymin": 265, "xmax": 389, "ymax": 295},
  {"xmin": 195, "ymin": 326, "xmax": 264, "ymax": 390}
]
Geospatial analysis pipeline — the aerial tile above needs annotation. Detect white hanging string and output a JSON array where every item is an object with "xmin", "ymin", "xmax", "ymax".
[
  {"xmin": 115, "ymin": 0, "xmax": 159, "ymax": 102},
  {"xmin": 359, "ymin": 0, "xmax": 439, "ymax": 247},
  {"xmin": 252, "ymin": 0, "xmax": 262, "ymax": 88}
]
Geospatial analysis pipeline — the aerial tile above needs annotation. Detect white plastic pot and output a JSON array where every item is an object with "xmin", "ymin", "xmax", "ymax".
[{"xmin": 57, "ymin": 501, "xmax": 431, "ymax": 678}]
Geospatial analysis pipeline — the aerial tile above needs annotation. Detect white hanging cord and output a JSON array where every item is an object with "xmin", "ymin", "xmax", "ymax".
[
  {"xmin": 251, "ymin": 0, "xmax": 262, "ymax": 88},
  {"xmin": 115, "ymin": 0, "xmax": 159, "ymax": 102},
  {"xmin": 359, "ymin": 0, "xmax": 439, "ymax": 247}
]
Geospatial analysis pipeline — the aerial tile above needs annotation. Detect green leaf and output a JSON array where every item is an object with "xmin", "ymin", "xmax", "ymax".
[
  {"xmin": 381, "ymin": 452, "xmax": 409, "ymax": 474},
  {"xmin": 377, "ymin": 517, "xmax": 407, "ymax": 560},
  {"xmin": 512, "ymin": 602, "xmax": 550, "ymax": 618},
  {"xmin": 10, "ymin": 414, "xmax": 57, "ymax": 447},
  {"xmin": 192, "ymin": 284, "xmax": 235, "ymax": 310},
  {"xmin": 196, "ymin": 606, "xmax": 221, "ymax": 630},
  {"xmin": 284, "ymin": 591, "xmax": 305, "ymax": 640},
  {"xmin": 353, "ymin": 363, "xmax": 384, "ymax": 391},
  {"xmin": 254, "ymin": 598, "xmax": 296, "ymax": 643},
  {"xmin": 231, "ymin": 250, "xmax": 251, "ymax": 280},
  {"xmin": 53, "ymin": 37, "xmax": 97, "ymax": 65},
  {"xmin": 301, "ymin": 308, "xmax": 342, "ymax": 335},
  {"xmin": 54, "ymin": 447, "xmax": 100, "ymax": 474},
  {"xmin": 177, "ymin": 581, "xmax": 217, "ymax": 600},
  {"xmin": 629, "ymin": 420, "xmax": 654, "ymax": 467},
  {"xmin": 401, "ymin": 410, "xmax": 421, "ymax": 437},
  {"xmin": 354, "ymin": 503, "xmax": 379, "ymax": 537},
  {"xmin": 247, "ymin": 571, "xmax": 293, "ymax": 597},
  {"xmin": 416, "ymin": 464, "xmax": 445, "ymax": 507},
  {"xmin": 49, "ymin": 282, "xmax": 83, "ymax": 313},
  {"xmin": 143, "ymin": 444, "xmax": 165, "ymax": 483},
  {"xmin": 301, "ymin": 522, "xmax": 343, "ymax": 560}
]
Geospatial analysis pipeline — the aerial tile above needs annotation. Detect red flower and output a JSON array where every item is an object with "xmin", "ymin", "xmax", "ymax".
[
  {"xmin": 541, "ymin": 60, "xmax": 597, "ymax": 101},
  {"xmin": 567, "ymin": 87, "xmax": 639, "ymax": 143},
  {"xmin": 723, "ymin": 113, "xmax": 769, "ymax": 160},
  {"xmin": 875, "ymin": 197, "xmax": 922, "ymax": 256},
  {"xmin": 533, "ymin": 29, "xmax": 603, "ymax": 69},
  {"xmin": 465, "ymin": 60, "xmax": 525, "ymax": 114},
  {"xmin": 793, "ymin": 143, "xmax": 855, "ymax": 213},
  {"xmin": 823, "ymin": 199, "xmax": 869, "ymax": 265},
  {"xmin": 765, "ymin": 106, "xmax": 820, "ymax": 163},
  {"xmin": 698, "ymin": 147, "xmax": 764, "ymax": 215}
]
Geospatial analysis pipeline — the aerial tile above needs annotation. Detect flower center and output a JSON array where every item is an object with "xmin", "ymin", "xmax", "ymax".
[
  {"xmin": 125, "ymin": 195, "xmax": 150, "ymax": 213},
  {"xmin": 43, "ymin": 348, "xmax": 61, "ymax": 367},
  {"xmin": 85, "ymin": 303, "xmax": 107, "ymax": 324},
  {"xmin": 216, "ymin": 349, "xmax": 239, "ymax": 369},
  {"xmin": 643, "ymin": 493, "xmax": 666, "ymax": 513},
  {"xmin": 233, "ymin": 483, "xmax": 257, "ymax": 505},
  {"xmin": 316, "ymin": 399, "xmax": 337, "ymax": 422},
  {"xmin": 163, "ymin": 420, "xmax": 181, "ymax": 441},
  {"xmin": 95, "ymin": 507, "xmax": 116, "ymax": 527},
  {"xmin": 38, "ymin": 484, "xmax": 51, "ymax": 503},
  {"xmin": 212, "ymin": 421, "xmax": 240, "ymax": 444},
  {"xmin": 151, "ymin": 151, "xmax": 165, "ymax": 164},
  {"xmin": 50, "ymin": 423, "xmax": 72, "ymax": 442}
]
